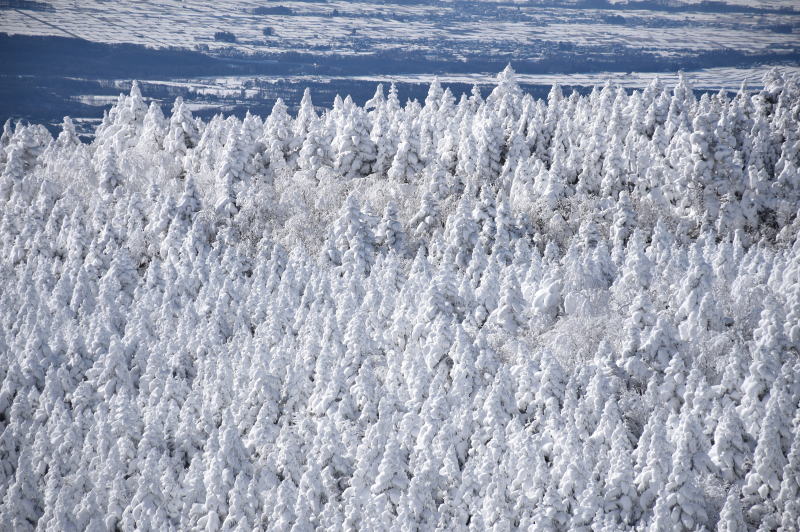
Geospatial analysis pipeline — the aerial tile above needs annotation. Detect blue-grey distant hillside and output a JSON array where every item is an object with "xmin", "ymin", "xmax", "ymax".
[{"xmin": 1, "ymin": 0, "xmax": 798, "ymax": 130}]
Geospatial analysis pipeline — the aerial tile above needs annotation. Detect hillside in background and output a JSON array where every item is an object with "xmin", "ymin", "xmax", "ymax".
[{"xmin": 2, "ymin": 0, "xmax": 799, "ymax": 129}]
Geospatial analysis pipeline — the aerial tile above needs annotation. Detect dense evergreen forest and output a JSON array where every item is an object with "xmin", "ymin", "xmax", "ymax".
[{"xmin": 1, "ymin": 67, "xmax": 799, "ymax": 530}]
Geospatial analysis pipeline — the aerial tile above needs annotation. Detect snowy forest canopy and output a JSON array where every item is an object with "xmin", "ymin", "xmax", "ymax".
[{"xmin": 1, "ymin": 66, "xmax": 800, "ymax": 531}]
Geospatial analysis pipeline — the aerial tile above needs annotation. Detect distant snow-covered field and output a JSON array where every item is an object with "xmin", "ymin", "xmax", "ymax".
[{"xmin": 2, "ymin": 0, "xmax": 798, "ymax": 57}]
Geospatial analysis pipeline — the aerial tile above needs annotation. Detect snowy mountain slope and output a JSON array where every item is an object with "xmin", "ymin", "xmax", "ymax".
[
  {"xmin": 4, "ymin": 0, "xmax": 799, "ymax": 132},
  {"xmin": 3, "ymin": 0, "xmax": 798, "ymax": 58},
  {"xmin": 0, "ymin": 67, "xmax": 799, "ymax": 530}
]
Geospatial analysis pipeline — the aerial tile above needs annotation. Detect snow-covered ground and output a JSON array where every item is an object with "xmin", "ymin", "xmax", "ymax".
[{"xmin": 2, "ymin": 0, "xmax": 798, "ymax": 57}]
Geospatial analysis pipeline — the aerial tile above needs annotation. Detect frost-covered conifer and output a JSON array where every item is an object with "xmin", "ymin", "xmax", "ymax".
[
  {"xmin": 334, "ymin": 107, "xmax": 376, "ymax": 178},
  {"xmin": 604, "ymin": 424, "xmax": 639, "ymax": 526},
  {"xmin": 636, "ymin": 408, "xmax": 672, "ymax": 518},
  {"xmin": 409, "ymin": 191, "xmax": 441, "ymax": 240},
  {"xmin": 774, "ymin": 407, "xmax": 800, "ymax": 525},
  {"xmin": 742, "ymin": 379, "xmax": 792, "ymax": 524},
  {"xmin": 136, "ymin": 102, "xmax": 167, "ymax": 157},
  {"xmin": 717, "ymin": 487, "xmax": 747, "ymax": 532},
  {"xmin": 641, "ymin": 313, "xmax": 681, "ymax": 373},
  {"xmin": 487, "ymin": 270, "xmax": 525, "ymax": 335},
  {"xmin": 374, "ymin": 200, "xmax": 406, "ymax": 255},
  {"xmin": 298, "ymin": 124, "xmax": 332, "ymax": 176},
  {"xmin": 263, "ymin": 98, "xmax": 295, "ymax": 172},
  {"xmin": 619, "ymin": 292, "xmax": 656, "ymax": 382},
  {"xmin": 740, "ymin": 303, "xmax": 786, "ymax": 436},
  {"xmin": 294, "ymin": 88, "xmax": 318, "ymax": 145},
  {"xmin": 654, "ymin": 424, "xmax": 710, "ymax": 531},
  {"xmin": 166, "ymin": 96, "xmax": 199, "ymax": 153},
  {"xmin": 388, "ymin": 121, "xmax": 423, "ymax": 183},
  {"xmin": 710, "ymin": 405, "xmax": 754, "ymax": 483}
]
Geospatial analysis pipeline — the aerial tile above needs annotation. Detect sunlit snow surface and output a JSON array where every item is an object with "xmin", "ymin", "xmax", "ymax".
[{"xmin": 2, "ymin": 0, "xmax": 798, "ymax": 56}]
